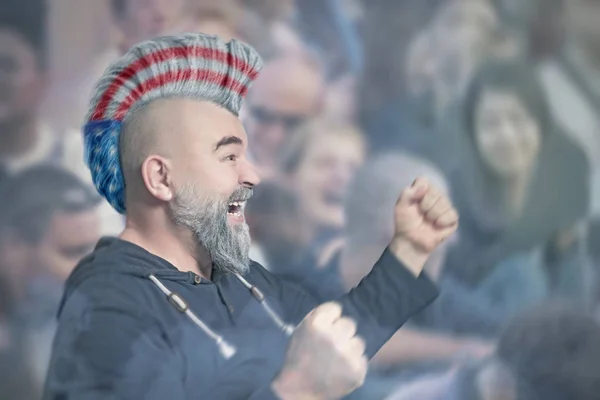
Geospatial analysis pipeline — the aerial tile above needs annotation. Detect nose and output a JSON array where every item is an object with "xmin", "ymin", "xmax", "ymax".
[{"xmin": 240, "ymin": 158, "xmax": 261, "ymax": 188}]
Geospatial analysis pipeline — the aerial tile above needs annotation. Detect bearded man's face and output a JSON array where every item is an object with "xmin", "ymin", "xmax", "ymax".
[{"xmin": 133, "ymin": 99, "xmax": 261, "ymax": 274}]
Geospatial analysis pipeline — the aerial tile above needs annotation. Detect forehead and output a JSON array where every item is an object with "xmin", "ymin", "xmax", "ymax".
[
  {"xmin": 305, "ymin": 132, "xmax": 364, "ymax": 158},
  {"xmin": 153, "ymin": 98, "xmax": 247, "ymax": 148},
  {"xmin": 250, "ymin": 61, "xmax": 323, "ymax": 115}
]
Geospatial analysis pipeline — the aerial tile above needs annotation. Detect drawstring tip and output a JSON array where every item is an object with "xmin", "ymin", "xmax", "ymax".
[
  {"xmin": 218, "ymin": 340, "xmax": 237, "ymax": 359},
  {"xmin": 283, "ymin": 324, "xmax": 295, "ymax": 336}
]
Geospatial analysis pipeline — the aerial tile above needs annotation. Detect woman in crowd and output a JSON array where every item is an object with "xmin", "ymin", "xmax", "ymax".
[
  {"xmin": 443, "ymin": 59, "xmax": 594, "ymax": 333},
  {"xmin": 271, "ymin": 117, "xmax": 366, "ymax": 299}
]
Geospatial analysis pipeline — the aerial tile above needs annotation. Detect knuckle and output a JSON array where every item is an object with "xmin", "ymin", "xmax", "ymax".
[
  {"xmin": 342, "ymin": 316, "xmax": 357, "ymax": 330},
  {"xmin": 356, "ymin": 341, "xmax": 367, "ymax": 355},
  {"xmin": 314, "ymin": 302, "xmax": 342, "ymax": 319}
]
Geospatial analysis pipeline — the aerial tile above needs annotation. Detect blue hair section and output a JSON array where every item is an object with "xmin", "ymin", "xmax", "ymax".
[{"xmin": 83, "ymin": 119, "xmax": 126, "ymax": 214}]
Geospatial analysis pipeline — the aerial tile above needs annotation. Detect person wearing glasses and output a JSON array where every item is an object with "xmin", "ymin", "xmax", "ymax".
[{"xmin": 243, "ymin": 53, "xmax": 326, "ymax": 180}]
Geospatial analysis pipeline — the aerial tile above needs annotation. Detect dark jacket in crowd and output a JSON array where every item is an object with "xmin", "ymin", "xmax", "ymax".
[{"xmin": 43, "ymin": 237, "xmax": 438, "ymax": 399}]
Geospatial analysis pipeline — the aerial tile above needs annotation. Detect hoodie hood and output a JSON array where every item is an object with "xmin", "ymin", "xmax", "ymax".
[{"xmin": 59, "ymin": 237, "xmax": 199, "ymax": 317}]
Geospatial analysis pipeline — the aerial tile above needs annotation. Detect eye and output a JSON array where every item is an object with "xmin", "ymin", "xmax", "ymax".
[{"xmin": 223, "ymin": 154, "xmax": 237, "ymax": 162}]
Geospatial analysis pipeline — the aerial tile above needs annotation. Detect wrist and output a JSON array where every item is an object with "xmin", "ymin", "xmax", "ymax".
[
  {"xmin": 389, "ymin": 237, "xmax": 429, "ymax": 277},
  {"xmin": 272, "ymin": 371, "xmax": 322, "ymax": 400}
]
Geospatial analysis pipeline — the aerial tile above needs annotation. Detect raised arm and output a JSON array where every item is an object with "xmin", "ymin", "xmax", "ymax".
[{"xmin": 270, "ymin": 178, "xmax": 459, "ymax": 399}]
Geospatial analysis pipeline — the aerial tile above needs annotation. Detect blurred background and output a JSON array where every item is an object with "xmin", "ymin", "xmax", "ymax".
[{"xmin": 2, "ymin": 0, "xmax": 600, "ymax": 399}]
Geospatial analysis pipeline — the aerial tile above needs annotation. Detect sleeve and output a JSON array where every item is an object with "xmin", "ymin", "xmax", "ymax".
[
  {"xmin": 42, "ymin": 307, "xmax": 186, "ymax": 400},
  {"xmin": 278, "ymin": 247, "xmax": 439, "ymax": 359}
]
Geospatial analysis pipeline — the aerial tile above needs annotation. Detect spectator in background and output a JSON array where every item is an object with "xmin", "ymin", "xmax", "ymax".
[
  {"xmin": 387, "ymin": 305, "xmax": 600, "ymax": 400},
  {"xmin": 245, "ymin": 182, "xmax": 308, "ymax": 271},
  {"xmin": 0, "ymin": 165, "xmax": 101, "ymax": 396},
  {"xmin": 0, "ymin": 0, "xmax": 59, "ymax": 173},
  {"xmin": 243, "ymin": 53, "xmax": 326, "ymax": 179},
  {"xmin": 539, "ymin": 0, "xmax": 600, "ymax": 217},
  {"xmin": 178, "ymin": 0, "xmax": 244, "ymax": 42},
  {"xmin": 495, "ymin": 305, "xmax": 600, "ymax": 400},
  {"xmin": 278, "ymin": 118, "xmax": 366, "ymax": 288},
  {"xmin": 362, "ymin": 27, "xmax": 456, "ymax": 171},
  {"xmin": 340, "ymin": 153, "xmax": 492, "ymax": 379},
  {"xmin": 359, "ymin": 0, "xmax": 443, "ymax": 126},
  {"xmin": 444, "ymin": 60, "xmax": 594, "ymax": 328},
  {"xmin": 240, "ymin": 0, "xmax": 305, "ymax": 56},
  {"xmin": 428, "ymin": 0, "xmax": 501, "ymax": 119},
  {"xmin": 0, "ymin": 264, "xmax": 37, "ymax": 400},
  {"xmin": 362, "ymin": 0, "xmax": 510, "ymax": 174},
  {"xmin": 56, "ymin": 0, "xmax": 186, "ymax": 132}
]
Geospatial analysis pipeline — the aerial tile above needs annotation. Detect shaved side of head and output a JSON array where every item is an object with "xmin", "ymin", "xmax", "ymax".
[{"xmin": 119, "ymin": 100, "xmax": 175, "ymax": 202}]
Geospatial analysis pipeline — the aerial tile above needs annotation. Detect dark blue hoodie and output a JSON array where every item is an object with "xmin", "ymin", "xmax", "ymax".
[{"xmin": 42, "ymin": 237, "xmax": 437, "ymax": 399}]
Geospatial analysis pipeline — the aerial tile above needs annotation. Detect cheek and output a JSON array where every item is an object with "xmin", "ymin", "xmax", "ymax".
[
  {"xmin": 297, "ymin": 166, "xmax": 328, "ymax": 199},
  {"xmin": 11, "ymin": 80, "xmax": 42, "ymax": 110},
  {"xmin": 476, "ymin": 133, "xmax": 499, "ymax": 161},
  {"xmin": 523, "ymin": 129, "xmax": 542, "ymax": 154}
]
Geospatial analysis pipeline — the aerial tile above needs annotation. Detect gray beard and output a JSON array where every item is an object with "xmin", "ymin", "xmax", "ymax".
[{"xmin": 169, "ymin": 184, "xmax": 252, "ymax": 276}]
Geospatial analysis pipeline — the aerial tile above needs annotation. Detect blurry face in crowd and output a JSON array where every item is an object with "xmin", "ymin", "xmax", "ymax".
[
  {"xmin": 144, "ymin": 100, "xmax": 260, "ymax": 275},
  {"xmin": 245, "ymin": 58, "xmax": 324, "ymax": 169},
  {"xmin": 33, "ymin": 209, "xmax": 100, "ymax": 281},
  {"xmin": 565, "ymin": 0, "xmax": 600, "ymax": 51},
  {"xmin": 0, "ymin": 29, "xmax": 45, "ymax": 124},
  {"xmin": 1, "ymin": 208, "xmax": 100, "ymax": 292},
  {"xmin": 474, "ymin": 90, "xmax": 542, "ymax": 178},
  {"xmin": 191, "ymin": 18, "xmax": 237, "ymax": 42},
  {"xmin": 293, "ymin": 133, "xmax": 365, "ymax": 232},
  {"xmin": 431, "ymin": 0, "xmax": 499, "ymax": 103},
  {"xmin": 406, "ymin": 31, "xmax": 437, "ymax": 98},
  {"xmin": 116, "ymin": 0, "xmax": 184, "ymax": 47}
]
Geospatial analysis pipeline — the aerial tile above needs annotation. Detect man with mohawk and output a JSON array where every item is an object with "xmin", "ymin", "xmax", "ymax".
[{"xmin": 43, "ymin": 33, "xmax": 458, "ymax": 400}]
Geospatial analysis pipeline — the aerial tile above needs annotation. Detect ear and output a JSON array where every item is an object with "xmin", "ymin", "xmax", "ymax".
[{"xmin": 141, "ymin": 155, "xmax": 174, "ymax": 203}]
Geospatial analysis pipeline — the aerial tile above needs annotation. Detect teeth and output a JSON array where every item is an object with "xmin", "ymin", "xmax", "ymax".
[{"xmin": 227, "ymin": 201, "xmax": 246, "ymax": 214}]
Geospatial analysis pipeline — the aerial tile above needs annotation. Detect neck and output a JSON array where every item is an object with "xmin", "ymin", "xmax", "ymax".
[
  {"xmin": 0, "ymin": 116, "xmax": 39, "ymax": 159},
  {"xmin": 486, "ymin": 172, "xmax": 531, "ymax": 222},
  {"xmin": 120, "ymin": 214, "xmax": 213, "ymax": 280}
]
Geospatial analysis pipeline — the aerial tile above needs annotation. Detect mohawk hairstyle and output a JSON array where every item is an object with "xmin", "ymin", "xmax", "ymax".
[{"xmin": 82, "ymin": 33, "xmax": 263, "ymax": 213}]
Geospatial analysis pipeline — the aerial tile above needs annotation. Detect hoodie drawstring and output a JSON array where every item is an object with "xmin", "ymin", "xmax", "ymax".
[
  {"xmin": 234, "ymin": 273, "xmax": 295, "ymax": 336},
  {"xmin": 148, "ymin": 274, "xmax": 294, "ymax": 359}
]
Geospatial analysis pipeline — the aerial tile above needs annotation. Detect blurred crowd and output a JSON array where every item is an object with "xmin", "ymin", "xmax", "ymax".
[{"xmin": 2, "ymin": 0, "xmax": 600, "ymax": 398}]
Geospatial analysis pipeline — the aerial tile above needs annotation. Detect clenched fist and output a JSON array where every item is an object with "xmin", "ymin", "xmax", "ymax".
[
  {"xmin": 272, "ymin": 302, "xmax": 367, "ymax": 400},
  {"xmin": 390, "ymin": 177, "xmax": 459, "ymax": 276}
]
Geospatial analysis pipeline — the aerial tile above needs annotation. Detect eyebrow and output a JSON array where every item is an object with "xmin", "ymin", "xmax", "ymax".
[{"xmin": 214, "ymin": 135, "xmax": 243, "ymax": 151}]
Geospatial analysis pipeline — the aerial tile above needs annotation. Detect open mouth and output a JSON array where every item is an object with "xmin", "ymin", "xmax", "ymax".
[{"xmin": 227, "ymin": 200, "xmax": 247, "ymax": 217}]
